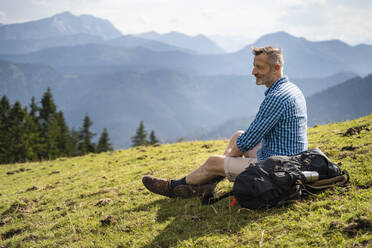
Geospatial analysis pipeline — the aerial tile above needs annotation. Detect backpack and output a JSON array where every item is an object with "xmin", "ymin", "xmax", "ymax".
[{"xmin": 201, "ymin": 148, "xmax": 349, "ymax": 209}]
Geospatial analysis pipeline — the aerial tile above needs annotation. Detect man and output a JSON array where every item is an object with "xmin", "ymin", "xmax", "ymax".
[{"xmin": 142, "ymin": 46, "xmax": 308, "ymax": 198}]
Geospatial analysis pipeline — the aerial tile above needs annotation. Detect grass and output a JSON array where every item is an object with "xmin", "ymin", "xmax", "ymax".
[{"xmin": 1, "ymin": 114, "xmax": 371, "ymax": 247}]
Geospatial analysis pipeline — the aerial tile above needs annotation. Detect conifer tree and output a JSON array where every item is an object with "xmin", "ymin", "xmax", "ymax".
[
  {"xmin": 69, "ymin": 128, "xmax": 80, "ymax": 156},
  {"xmin": 39, "ymin": 87, "xmax": 57, "ymax": 128},
  {"xmin": 78, "ymin": 113, "xmax": 96, "ymax": 154},
  {"xmin": 7, "ymin": 102, "xmax": 28, "ymax": 163},
  {"xmin": 55, "ymin": 111, "xmax": 72, "ymax": 157},
  {"xmin": 0, "ymin": 96, "xmax": 11, "ymax": 163},
  {"xmin": 131, "ymin": 121, "xmax": 148, "ymax": 147},
  {"xmin": 29, "ymin": 96, "xmax": 39, "ymax": 122},
  {"xmin": 96, "ymin": 128, "xmax": 113, "ymax": 153},
  {"xmin": 149, "ymin": 130, "xmax": 159, "ymax": 145},
  {"xmin": 38, "ymin": 88, "xmax": 59, "ymax": 159},
  {"xmin": 23, "ymin": 112, "xmax": 42, "ymax": 162},
  {"xmin": 0, "ymin": 98, "xmax": 40, "ymax": 163}
]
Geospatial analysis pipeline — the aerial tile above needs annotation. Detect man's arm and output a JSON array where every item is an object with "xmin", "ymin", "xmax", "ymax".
[
  {"xmin": 236, "ymin": 95, "xmax": 287, "ymax": 153},
  {"xmin": 225, "ymin": 142, "xmax": 244, "ymax": 157}
]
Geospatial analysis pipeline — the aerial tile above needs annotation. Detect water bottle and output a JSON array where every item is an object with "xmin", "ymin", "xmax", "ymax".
[{"xmin": 301, "ymin": 171, "xmax": 319, "ymax": 183}]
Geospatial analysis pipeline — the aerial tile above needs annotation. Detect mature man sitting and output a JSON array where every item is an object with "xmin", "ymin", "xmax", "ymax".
[{"xmin": 143, "ymin": 46, "xmax": 308, "ymax": 198}]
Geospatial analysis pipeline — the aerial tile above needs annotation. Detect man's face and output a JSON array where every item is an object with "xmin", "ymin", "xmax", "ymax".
[{"xmin": 252, "ymin": 54, "xmax": 276, "ymax": 86}]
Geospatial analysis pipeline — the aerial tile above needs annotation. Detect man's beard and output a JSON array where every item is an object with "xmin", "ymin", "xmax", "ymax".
[
  {"xmin": 255, "ymin": 75, "xmax": 273, "ymax": 85},
  {"xmin": 255, "ymin": 67, "xmax": 274, "ymax": 86}
]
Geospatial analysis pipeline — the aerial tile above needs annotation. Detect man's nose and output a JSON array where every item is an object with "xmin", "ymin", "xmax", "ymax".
[{"xmin": 252, "ymin": 67, "xmax": 257, "ymax": 75}]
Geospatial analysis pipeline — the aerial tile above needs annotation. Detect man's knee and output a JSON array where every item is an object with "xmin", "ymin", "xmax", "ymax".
[
  {"xmin": 205, "ymin": 155, "xmax": 225, "ymax": 174},
  {"xmin": 232, "ymin": 130, "xmax": 244, "ymax": 141}
]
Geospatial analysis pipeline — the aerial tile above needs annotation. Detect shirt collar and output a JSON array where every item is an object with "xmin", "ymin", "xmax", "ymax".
[{"xmin": 264, "ymin": 76, "xmax": 288, "ymax": 96}]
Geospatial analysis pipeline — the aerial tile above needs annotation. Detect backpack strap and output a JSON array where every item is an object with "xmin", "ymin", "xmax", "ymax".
[
  {"xmin": 306, "ymin": 170, "xmax": 349, "ymax": 190},
  {"xmin": 201, "ymin": 191, "xmax": 234, "ymax": 205}
]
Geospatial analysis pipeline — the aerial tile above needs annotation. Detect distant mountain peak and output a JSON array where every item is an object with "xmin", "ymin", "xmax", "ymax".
[
  {"xmin": 135, "ymin": 30, "xmax": 225, "ymax": 54},
  {"xmin": 0, "ymin": 12, "xmax": 122, "ymax": 40},
  {"xmin": 52, "ymin": 11, "xmax": 74, "ymax": 18},
  {"xmin": 254, "ymin": 31, "xmax": 296, "ymax": 43}
]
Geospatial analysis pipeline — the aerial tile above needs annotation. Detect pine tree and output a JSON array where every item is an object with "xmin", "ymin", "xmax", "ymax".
[
  {"xmin": 131, "ymin": 121, "xmax": 148, "ymax": 147},
  {"xmin": 39, "ymin": 87, "xmax": 57, "ymax": 128},
  {"xmin": 38, "ymin": 88, "xmax": 59, "ymax": 159},
  {"xmin": 0, "ymin": 96, "xmax": 12, "ymax": 163},
  {"xmin": 23, "ymin": 110, "xmax": 41, "ymax": 162},
  {"xmin": 0, "ymin": 97, "xmax": 11, "ymax": 136},
  {"xmin": 55, "ymin": 111, "xmax": 72, "ymax": 157},
  {"xmin": 7, "ymin": 101, "xmax": 28, "ymax": 163},
  {"xmin": 96, "ymin": 128, "xmax": 113, "ymax": 153},
  {"xmin": 69, "ymin": 128, "xmax": 80, "ymax": 156},
  {"xmin": 29, "ymin": 96, "xmax": 39, "ymax": 122},
  {"xmin": 149, "ymin": 130, "xmax": 159, "ymax": 145},
  {"xmin": 78, "ymin": 113, "xmax": 96, "ymax": 155}
]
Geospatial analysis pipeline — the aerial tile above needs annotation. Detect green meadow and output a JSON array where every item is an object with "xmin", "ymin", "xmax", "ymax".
[{"xmin": 1, "ymin": 115, "xmax": 371, "ymax": 247}]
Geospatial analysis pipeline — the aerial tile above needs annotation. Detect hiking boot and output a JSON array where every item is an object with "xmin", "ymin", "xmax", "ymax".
[
  {"xmin": 173, "ymin": 183, "xmax": 216, "ymax": 198},
  {"xmin": 142, "ymin": 175, "xmax": 176, "ymax": 198}
]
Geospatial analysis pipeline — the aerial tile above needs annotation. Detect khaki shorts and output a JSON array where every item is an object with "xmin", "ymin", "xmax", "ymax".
[{"xmin": 224, "ymin": 143, "xmax": 261, "ymax": 182}]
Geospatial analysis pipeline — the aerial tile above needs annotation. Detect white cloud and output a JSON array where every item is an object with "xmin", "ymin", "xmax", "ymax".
[{"xmin": 277, "ymin": 1, "xmax": 372, "ymax": 45}]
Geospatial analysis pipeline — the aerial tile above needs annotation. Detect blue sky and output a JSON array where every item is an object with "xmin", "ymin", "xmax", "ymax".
[{"xmin": 0, "ymin": 0, "xmax": 371, "ymax": 46}]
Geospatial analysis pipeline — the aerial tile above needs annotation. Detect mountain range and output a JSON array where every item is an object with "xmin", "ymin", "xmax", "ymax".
[
  {"xmin": 0, "ymin": 12, "xmax": 371, "ymax": 147},
  {"xmin": 2, "ymin": 31, "xmax": 372, "ymax": 78},
  {"xmin": 307, "ymin": 75, "xmax": 372, "ymax": 126},
  {"xmin": 135, "ymin": 31, "xmax": 225, "ymax": 54},
  {"xmin": 0, "ymin": 11, "xmax": 122, "ymax": 40}
]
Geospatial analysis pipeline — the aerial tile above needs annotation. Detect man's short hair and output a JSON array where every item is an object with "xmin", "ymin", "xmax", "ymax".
[{"xmin": 252, "ymin": 46, "xmax": 284, "ymax": 68}]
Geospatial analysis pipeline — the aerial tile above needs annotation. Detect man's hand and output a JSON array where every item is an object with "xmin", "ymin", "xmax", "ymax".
[{"xmin": 224, "ymin": 131, "xmax": 244, "ymax": 157}]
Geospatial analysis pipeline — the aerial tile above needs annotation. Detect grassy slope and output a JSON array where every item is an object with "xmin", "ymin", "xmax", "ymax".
[{"xmin": 0, "ymin": 115, "xmax": 371, "ymax": 248}]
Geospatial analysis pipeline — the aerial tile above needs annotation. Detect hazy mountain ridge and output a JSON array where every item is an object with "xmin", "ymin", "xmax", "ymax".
[
  {"xmin": 0, "ymin": 60, "xmax": 61, "ymax": 104},
  {"xmin": 1, "ymin": 13, "xmax": 372, "ymax": 77},
  {"xmin": 294, "ymin": 72, "xmax": 358, "ymax": 96},
  {"xmin": 0, "ymin": 11, "xmax": 122, "ymax": 40},
  {"xmin": 0, "ymin": 12, "xmax": 193, "ymax": 55},
  {"xmin": 0, "ymin": 33, "xmax": 104, "ymax": 54},
  {"xmin": 307, "ymin": 75, "xmax": 372, "ymax": 126},
  {"xmin": 0, "ymin": 33, "xmax": 193, "ymax": 55},
  {"xmin": 184, "ymin": 116, "xmax": 256, "ymax": 141},
  {"xmin": 249, "ymin": 31, "xmax": 372, "ymax": 77},
  {"xmin": 136, "ymin": 31, "xmax": 225, "ymax": 54},
  {"xmin": 2, "ymin": 31, "xmax": 372, "ymax": 78}
]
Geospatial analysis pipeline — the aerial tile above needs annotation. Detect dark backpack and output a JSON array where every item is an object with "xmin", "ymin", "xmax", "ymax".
[{"xmin": 202, "ymin": 148, "xmax": 349, "ymax": 209}]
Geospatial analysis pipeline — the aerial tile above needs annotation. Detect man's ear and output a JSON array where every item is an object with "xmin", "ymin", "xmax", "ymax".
[{"xmin": 275, "ymin": 64, "xmax": 281, "ymax": 72}]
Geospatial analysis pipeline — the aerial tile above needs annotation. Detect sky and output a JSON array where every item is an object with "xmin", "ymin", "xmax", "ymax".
[{"xmin": 0, "ymin": 0, "xmax": 372, "ymax": 50}]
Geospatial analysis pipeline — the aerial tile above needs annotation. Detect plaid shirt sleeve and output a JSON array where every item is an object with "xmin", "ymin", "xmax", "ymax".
[{"xmin": 236, "ymin": 93, "xmax": 287, "ymax": 153}]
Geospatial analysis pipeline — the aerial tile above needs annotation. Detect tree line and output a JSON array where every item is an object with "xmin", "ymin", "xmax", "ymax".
[
  {"xmin": 0, "ymin": 88, "xmax": 113, "ymax": 164},
  {"xmin": 131, "ymin": 121, "xmax": 159, "ymax": 147}
]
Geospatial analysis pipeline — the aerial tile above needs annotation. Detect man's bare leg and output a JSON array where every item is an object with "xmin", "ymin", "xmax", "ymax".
[
  {"xmin": 185, "ymin": 130, "xmax": 245, "ymax": 185},
  {"xmin": 185, "ymin": 155, "xmax": 226, "ymax": 185},
  {"xmin": 143, "ymin": 130, "xmax": 247, "ymax": 198}
]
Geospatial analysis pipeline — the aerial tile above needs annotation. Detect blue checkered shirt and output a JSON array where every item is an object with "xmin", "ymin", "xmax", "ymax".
[{"xmin": 236, "ymin": 77, "xmax": 308, "ymax": 161}]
